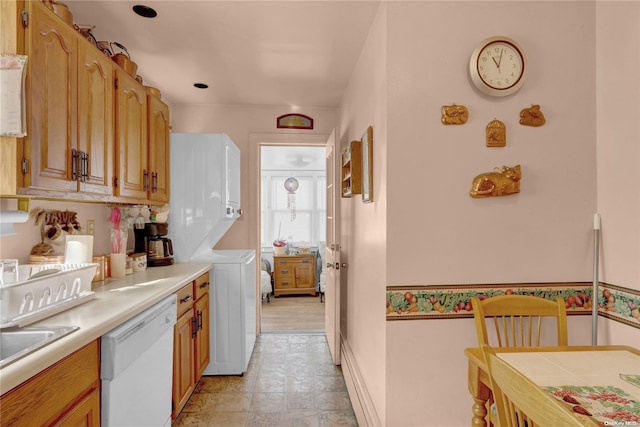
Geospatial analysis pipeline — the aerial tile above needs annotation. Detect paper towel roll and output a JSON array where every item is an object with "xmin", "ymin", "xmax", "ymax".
[
  {"xmin": 0, "ymin": 210, "xmax": 29, "ymax": 237},
  {"xmin": 0, "ymin": 210, "xmax": 29, "ymax": 223}
]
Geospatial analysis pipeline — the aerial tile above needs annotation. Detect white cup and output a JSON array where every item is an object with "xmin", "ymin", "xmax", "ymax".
[
  {"xmin": 110, "ymin": 253, "xmax": 127, "ymax": 278},
  {"xmin": 1, "ymin": 259, "xmax": 18, "ymax": 285}
]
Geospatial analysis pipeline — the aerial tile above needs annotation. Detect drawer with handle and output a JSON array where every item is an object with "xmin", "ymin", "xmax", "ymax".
[
  {"xmin": 194, "ymin": 272, "xmax": 210, "ymax": 300},
  {"xmin": 176, "ymin": 283, "xmax": 194, "ymax": 316}
]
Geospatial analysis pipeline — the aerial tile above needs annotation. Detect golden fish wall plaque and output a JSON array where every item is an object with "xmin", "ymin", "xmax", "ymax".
[{"xmin": 441, "ymin": 104, "xmax": 469, "ymax": 125}]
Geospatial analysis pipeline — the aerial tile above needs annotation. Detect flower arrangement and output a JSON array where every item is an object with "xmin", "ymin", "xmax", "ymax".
[{"xmin": 273, "ymin": 238, "xmax": 286, "ymax": 248}]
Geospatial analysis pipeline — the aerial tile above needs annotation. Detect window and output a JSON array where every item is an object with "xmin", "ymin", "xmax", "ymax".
[{"xmin": 261, "ymin": 171, "xmax": 325, "ymax": 249}]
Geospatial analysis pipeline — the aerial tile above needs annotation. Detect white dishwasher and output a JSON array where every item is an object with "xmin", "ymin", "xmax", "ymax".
[{"xmin": 101, "ymin": 294, "xmax": 177, "ymax": 427}]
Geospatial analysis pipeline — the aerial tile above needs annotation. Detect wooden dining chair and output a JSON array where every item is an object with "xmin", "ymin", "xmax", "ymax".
[
  {"xmin": 481, "ymin": 345, "xmax": 585, "ymax": 427},
  {"xmin": 471, "ymin": 295, "xmax": 568, "ymax": 348}
]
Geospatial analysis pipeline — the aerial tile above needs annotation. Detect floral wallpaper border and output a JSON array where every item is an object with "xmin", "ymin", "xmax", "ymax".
[{"xmin": 386, "ymin": 282, "xmax": 640, "ymax": 329}]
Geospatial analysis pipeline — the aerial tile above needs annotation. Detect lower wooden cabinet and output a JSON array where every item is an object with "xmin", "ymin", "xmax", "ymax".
[
  {"xmin": 0, "ymin": 340, "xmax": 100, "ymax": 426},
  {"xmin": 273, "ymin": 254, "xmax": 317, "ymax": 297},
  {"xmin": 172, "ymin": 272, "xmax": 210, "ymax": 420}
]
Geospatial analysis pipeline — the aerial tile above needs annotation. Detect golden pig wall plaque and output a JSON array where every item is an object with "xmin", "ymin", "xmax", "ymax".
[
  {"xmin": 441, "ymin": 104, "xmax": 468, "ymax": 125},
  {"xmin": 469, "ymin": 165, "xmax": 521, "ymax": 198}
]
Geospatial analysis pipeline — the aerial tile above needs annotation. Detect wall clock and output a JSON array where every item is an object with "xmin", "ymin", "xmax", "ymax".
[{"xmin": 469, "ymin": 36, "xmax": 526, "ymax": 97}]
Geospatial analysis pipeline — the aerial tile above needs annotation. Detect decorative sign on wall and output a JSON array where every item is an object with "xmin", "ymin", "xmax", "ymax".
[
  {"xmin": 519, "ymin": 104, "xmax": 546, "ymax": 127},
  {"xmin": 469, "ymin": 165, "xmax": 521, "ymax": 198},
  {"xmin": 486, "ymin": 119, "xmax": 506, "ymax": 147},
  {"xmin": 276, "ymin": 113, "xmax": 314, "ymax": 130},
  {"xmin": 441, "ymin": 104, "xmax": 469, "ymax": 125}
]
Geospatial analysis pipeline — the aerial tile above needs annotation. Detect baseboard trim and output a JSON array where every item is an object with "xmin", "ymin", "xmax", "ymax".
[{"xmin": 340, "ymin": 333, "xmax": 382, "ymax": 427}]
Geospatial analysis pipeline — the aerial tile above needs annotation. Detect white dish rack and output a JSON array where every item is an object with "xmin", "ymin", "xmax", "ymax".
[{"xmin": 0, "ymin": 263, "xmax": 98, "ymax": 328}]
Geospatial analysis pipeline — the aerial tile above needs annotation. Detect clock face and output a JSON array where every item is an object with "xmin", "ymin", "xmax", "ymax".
[{"xmin": 470, "ymin": 37, "xmax": 526, "ymax": 97}]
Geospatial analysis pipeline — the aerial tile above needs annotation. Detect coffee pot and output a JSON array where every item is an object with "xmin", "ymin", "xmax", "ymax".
[
  {"xmin": 148, "ymin": 237, "xmax": 173, "ymax": 260},
  {"xmin": 134, "ymin": 223, "xmax": 174, "ymax": 267}
]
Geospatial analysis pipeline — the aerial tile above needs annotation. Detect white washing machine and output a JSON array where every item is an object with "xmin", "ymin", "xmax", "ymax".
[{"xmin": 192, "ymin": 249, "xmax": 256, "ymax": 375}]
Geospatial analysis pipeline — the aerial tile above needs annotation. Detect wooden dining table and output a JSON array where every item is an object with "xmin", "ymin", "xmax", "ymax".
[{"xmin": 464, "ymin": 345, "xmax": 640, "ymax": 427}]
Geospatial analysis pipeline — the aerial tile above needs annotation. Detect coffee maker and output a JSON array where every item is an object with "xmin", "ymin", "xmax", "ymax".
[{"xmin": 134, "ymin": 223, "xmax": 174, "ymax": 267}]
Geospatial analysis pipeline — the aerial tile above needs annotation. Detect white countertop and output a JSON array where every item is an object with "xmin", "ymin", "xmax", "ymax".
[{"xmin": 0, "ymin": 262, "xmax": 212, "ymax": 396}]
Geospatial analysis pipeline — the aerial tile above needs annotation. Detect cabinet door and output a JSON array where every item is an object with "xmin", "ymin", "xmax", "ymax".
[
  {"xmin": 0, "ymin": 341, "xmax": 99, "ymax": 426},
  {"xmin": 53, "ymin": 388, "xmax": 100, "ymax": 427},
  {"xmin": 77, "ymin": 42, "xmax": 113, "ymax": 195},
  {"xmin": 147, "ymin": 94, "xmax": 170, "ymax": 203},
  {"xmin": 172, "ymin": 310, "xmax": 195, "ymax": 420},
  {"xmin": 294, "ymin": 263, "xmax": 314, "ymax": 288},
  {"xmin": 114, "ymin": 69, "xmax": 148, "ymax": 200},
  {"xmin": 194, "ymin": 292, "xmax": 210, "ymax": 379},
  {"xmin": 25, "ymin": 2, "xmax": 77, "ymax": 191}
]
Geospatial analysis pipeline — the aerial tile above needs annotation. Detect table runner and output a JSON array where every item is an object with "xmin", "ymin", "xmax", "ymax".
[{"xmin": 499, "ymin": 351, "xmax": 640, "ymax": 425}]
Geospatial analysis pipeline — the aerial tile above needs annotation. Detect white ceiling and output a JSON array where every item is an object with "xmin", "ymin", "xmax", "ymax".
[
  {"xmin": 67, "ymin": 0, "xmax": 380, "ymax": 108},
  {"xmin": 261, "ymin": 146, "xmax": 325, "ymax": 171}
]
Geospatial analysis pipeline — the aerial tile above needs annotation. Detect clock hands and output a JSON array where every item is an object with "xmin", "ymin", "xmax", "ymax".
[{"xmin": 491, "ymin": 48, "xmax": 505, "ymax": 72}]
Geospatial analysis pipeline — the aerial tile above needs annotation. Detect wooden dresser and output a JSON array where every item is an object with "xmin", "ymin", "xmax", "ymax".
[{"xmin": 273, "ymin": 254, "xmax": 317, "ymax": 297}]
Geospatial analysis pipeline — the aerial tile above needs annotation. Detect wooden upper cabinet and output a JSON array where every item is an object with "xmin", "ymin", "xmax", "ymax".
[
  {"xmin": 19, "ymin": 1, "xmax": 114, "ymax": 197},
  {"xmin": 114, "ymin": 69, "xmax": 148, "ymax": 201},
  {"xmin": 6, "ymin": 0, "xmax": 169, "ymax": 203},
  {"xmin": 77, "ymin": 41, "xmax": 113, "ymax": 195},
  {"xmin": 147, "ymin": 93, "xmax": 170, "ymax": 203},
  {"xmin": 114, "ymin": 71, "xmax": 172, "ymax": 204},
  {"xmin": 24, "ymin": 1, "xmax": 77, "ymax": 192}
]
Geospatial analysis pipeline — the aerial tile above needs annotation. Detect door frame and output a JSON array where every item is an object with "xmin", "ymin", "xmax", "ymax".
[{"xmin": 248, "ymin": 132, "xmax": 329, "ymax": 334}]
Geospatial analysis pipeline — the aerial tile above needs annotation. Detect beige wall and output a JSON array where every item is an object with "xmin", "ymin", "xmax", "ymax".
[
  {"xmin": 595, "ymin": 1, "xmax": 640, "ymax": 292},
  {"xmin": 0, "ymin": 199, "xmax": 111, "ymax": 262},
  {"xmin": 338, "ymin": 3, "xmax": 388, "ymax": 424},
  {"xmin": 386, "ymin": 2, "xmax": 597, "ymax": 425},
  {"xmin": 338, "ymin": 1, "xmax": 639, "ymax": 426},
  {"xmin": 595, "ymin": 1, "xmax": 640, "ymax": 348}
]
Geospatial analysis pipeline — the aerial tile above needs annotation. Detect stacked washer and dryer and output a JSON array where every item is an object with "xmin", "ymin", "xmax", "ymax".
[{"xmin": 169, "ymin": 133, "xmax": 256, "ymax": 375}]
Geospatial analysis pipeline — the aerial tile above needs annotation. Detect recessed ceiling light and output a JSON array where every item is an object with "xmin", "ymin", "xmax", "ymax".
[
  {"xmin": 133, "ymin": 5, "xmax": 157, "ymax": 18},
  {"xmin": 194, "ymin": 83, "xmax": 209, "ymax": 89}
]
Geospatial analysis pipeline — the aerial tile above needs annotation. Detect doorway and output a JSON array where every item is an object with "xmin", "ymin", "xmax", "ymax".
[{"xmin": 258, "ymin": 144, "xmax": 326, "ymax": 333}]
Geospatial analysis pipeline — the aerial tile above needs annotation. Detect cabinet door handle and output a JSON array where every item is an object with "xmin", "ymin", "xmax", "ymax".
[
  {"xmin": 152, "ymin": 172, "xmax": 158, "ymax": 192},
  {"xmin": 143, "ymin": 169, "xmax": 149, "ymax": 191},
  {"xmin": 72, "ymin": 149, "xmax": 79, "ymax": 181},
  {"xmin": 180, "ymin": 294, "xmax": 192, "ymax": 303},
  {"xmin": 191, "ymin": 317, "xmax": 198, "ymax": 338},
  {"xmin": 197, "ymin": 310, "xmax": 203, "ymax": 331},
  {"xmin": 81, "ymin": 151, "xmax": 89, "ymax": 182},
  {"xmin": 199, "ymin": 281, "xmax": 210, "ymax": 289}
]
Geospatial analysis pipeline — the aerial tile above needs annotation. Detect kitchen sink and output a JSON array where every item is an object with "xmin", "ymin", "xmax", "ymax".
[{"xmin": 0, "ymin": 325, "xmax": 79, "ymax": 369}]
